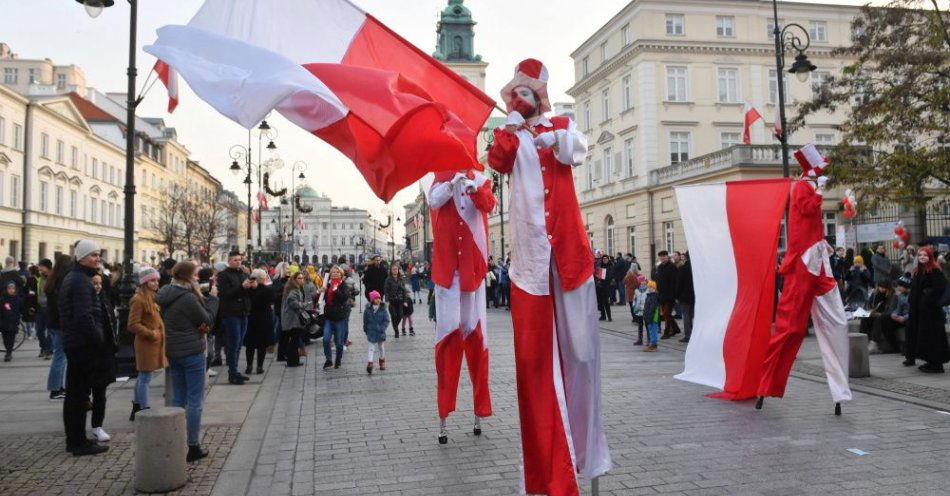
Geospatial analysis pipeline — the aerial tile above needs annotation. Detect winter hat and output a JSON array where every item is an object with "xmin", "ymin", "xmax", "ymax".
[
  {"xmin": 138, "ymin": 267, "xmax": 160, "ymax": 285},
  {"xmin": 213, "ymin": 261, "xmax": 227, "ymax": 273},
  {"xmin": 646, "ymin": 280, "xmax": 657, "ymax": 290},
  {"xmin": 897, "ymin": 275, "xmax": 912, "ymax": 288},
  {"xmin": 794, "ymin": 143, "xmax": 829, "ymax": 178},
  {"xmin": 369, "ymin": 290, "xmax": 381, "ymax": 301},
  {"xmin": 73, "ymin": 240, "xmax": 100, "ymax": 261},
  {"xmin": 500, "ymin": 59, "xmax": 551, "ymax": 114},
  {"xmin": 637, "ymin": 274, "xmax": 647, "ymax": 284}
]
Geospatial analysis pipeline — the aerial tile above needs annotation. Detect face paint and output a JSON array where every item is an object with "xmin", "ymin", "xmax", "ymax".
[{"xmin": 510, "ymin": 86, "xmax": 538, "ymax": 117}]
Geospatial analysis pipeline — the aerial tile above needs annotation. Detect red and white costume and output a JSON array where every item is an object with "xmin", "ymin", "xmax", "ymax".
[
  {"xmin": 758, "ymin": 144, "xmax": 852, "ymax": 403},
  {"xmin": 488, "ymin": 59, "xmax": 611, "ymax": 496},
  {"xmin": 427, "ymin": 170, "xmax": 495, "ymax": 420}
]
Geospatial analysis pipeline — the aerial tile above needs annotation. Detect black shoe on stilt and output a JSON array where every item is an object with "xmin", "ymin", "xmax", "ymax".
[
  {"xmin": 834, "ymin": 403, "xmax": 841, "ymax": 416},
  {"xmin": 755, "ymin": 396, "xmax": 764, "ymax": 410}
]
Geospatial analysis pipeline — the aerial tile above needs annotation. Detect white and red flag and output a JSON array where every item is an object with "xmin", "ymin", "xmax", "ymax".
[
  {"xmin": 742, "ymin": 104, "xmax": 762, "ymax": 145},
  {"xmin": 257, "ymin": 191, "xmax": 268, "ymax": 210},
  {"xmin": 773, "ymin": 104, "xmax": 783, "ymax": 139},
  {"xmin": 296, "ymin": 217, "xmax": 305, "ymax": 230},
  {"xmin": 152, "ymin": 60, "xmax": 179, "ymax": 113},
  {"xmin": 144, "ymin": 0, "xmax": 495, "ymax": 202},
  {"xmin": 674, "ymin": 179, "xmax": 791, "ymax": 400}
]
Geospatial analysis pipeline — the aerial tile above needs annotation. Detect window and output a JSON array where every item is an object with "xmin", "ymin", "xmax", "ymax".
[
  {"xmin": 666, "ymin": 66, "xmax": 688, "ymax": 102},
  {"xmin": 69, "ymin": 190, "xmax": 77, "ymax": 217},
  {"xmin": 41, "ymin": 133, "xmax": 49, "ymax": 159},
  {"xmin": 717, "ymin": 68, "xmax": 739, "ymax": 103},
  {"xmin": 57, "ymin": 74, "xmax": 67, "ymax": 90},
  {"xmin": 3, "ymin": 68, "xmax": 17, "ymax": 84},
  {"xmin": 141, "ymin": 205, "xmax": 147, "ymax": 229},
  {"xmin": 811, "ymin": 70, "xmax": 831, "ymax": 97},
  {"xmin": 55, "ymin": 185, "xmax": 63, "ymax": 215},
  {"xmin": 823, "ymin": 212, "xmax": 836, "ymax": 239},
  {"xmin": 601, "ymin": 88, "xmax": 610, "ymax": 121},
  {"xmin": 92, "ymin": 158, "xmax": 98, "ymax": 179},
  {"xmin": 603, "ymin": 147, "xmax": 613, "ymax": 179},
  {"xmin": 0, "ymin": 116, "xmax": 5, "ymax": 145},
  {"xmin": 600, "ymin": 42, "xmax": 608, "ymax": 65},
  {"xmin": 666, "ymin": 14, "xmax": 685, "ymax": 35},
  {"xmin": 583, "ymin": 100, "xmax": 591, "ymax": 130},
  {"xmin": 716, "ymin": 16, "xmax": 735, "ymax": 37},
  {"xmin": 767, "ymin": 19, "xmax": 784, "ymax": 40},
  {"xmin": 720, "ymin": 132, "xmax": 741, "ymax": 149},
  {"xmin": 101, "ymin": 199, "xmax": 107, "ymax": 225},
  {"xmin": 669, "ymin": 132, "xmax": 690, "ymax": 163},
  {"xmin": 621, "ymin": 24, "xmax": 631, "ymax": 46},
  {"xmin": 586, "ymin": 158, "xmax": 595, "ymax": 190},
  {"xmin": 70, "ymin": 146, "xmax": 78, "ymax": 168},
  {"xmin": 110, "ymin": 165, "xmax": 115, "ymax": 185},
  {"xmin": 0, "ymin": 172, "xmax": 4, "ymax": 205},
  {"xmin": 12, "ymin": 124, "xmax": 22, "ymax": 150},
  {"xmin": 624, "ymin": 138, "xmax": 635, "ymax": 177},
  {"xmin": 10, "ymin": 175, "xmax": 19, "ymax": 207},
  {"xmin": 28, "ymin": 69, "xmax": 37, "ymax": 83},
  {"xmin": 582, "ymin": 57, "xmax": 589, "ymax": 76},
  {"xmin": 605, "ymin": 216, "xmax": 615, "ymax": 255},
  {"xmin": 769, "ymin": 69, "xmax": 790, "ymax": 104},
  {"xmin": 815, "ymin": 133, "xmax": 835, "ymax": 145},
  {"xmin": 39, "ymin": 182, "xmax": 49, "ymax": 212},
  {"xmin": 809, "ymin": 21, "xmax": 827, "ymax": 42},
  {"xmin": 664, "ymin": 222, "xmax": 675, "ymax": 253},
  {"xmin": 621, "ymin": 75, "xmax": 632, "ymax": 110},
  {"xmin": 56, "ymin": 140, "xmax": 64, "ymax": 164},
  {"xmin": 628, "ymin": 226, "xmax": 636, "ymax": 255}
]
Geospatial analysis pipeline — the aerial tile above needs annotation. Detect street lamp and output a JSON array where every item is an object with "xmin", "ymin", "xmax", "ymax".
[
  {"xmin": 77, "ymin": 0, "xmax": 138, "ymax": 377},
  {"xmin": 289, "ymin": 160, "xmax": 309, "ymax": 262},
  {"xmin": 483, "ymin": 127, "xmax": 506, "ymax": 262},
  {"xmin": 771, "ymin": 1, "xmax": 817, "ymax": 177}
]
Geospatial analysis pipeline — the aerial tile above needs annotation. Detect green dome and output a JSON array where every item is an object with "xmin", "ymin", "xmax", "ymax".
[
  {"xmin": 296, "ymin": 185, "xmax": 320, "ymax": 198},
  {"xmin": 441, "ymin": 0, "xmax": 471, "ymax": 23}
]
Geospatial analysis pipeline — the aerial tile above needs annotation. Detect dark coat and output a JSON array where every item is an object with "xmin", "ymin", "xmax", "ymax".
[
  {"xmin": 91, "ymin": 293, "xmax": 117, "ymax": 387},
  {"xmin": 675, "ymin": 260, "xmax": 695, "ymax": 305},
  {"xmin": 22, "ymin": 276, "xmax": 39, "ymax": 323},
  {"xmin": 0, "ymin": 293, "xmax": 21, "ymax": 333},
  {"xmin": 323, "ymin": 279, "xmax": 352, "ymax": 322},
  {"xmin": 216, "ymin": 267, "xmax": 251, "ymax": 318},
  {"xmin": 363, "ymin": 303, "xmax": 390, "ymax": 343},
  {"xmin": 362, "ymin": 264, "xmax": 388, "ymax": 295},
  {"xmin": 642, "ymin": 292, "xmax": 661, "ymax": 324},
  {"xmin": 245, "ymin": 284, "xmax": 275, "ymax": 348},
  {"xmin": 59, "ymin": 264, "xmax": 104, "ymax": 351},
  {"xmin": 0, "ymin": 269, "xmax": 25, "ymax": 301},
  {"xmin": 45, "ymin": 271, "xmax": 66, "ymax": 330},
  {"xmin": 908, "ymin": 268, "xmax": 949, "ymax": 364},
  {"xmin": 654, "ymin": 261, "xmax": 678, "ymax": 305},
  {"xmin": 384, "ymin": 276, "xmax": 407, "ymax": 304},
  {"xmin": 156, "ymin": 284, "xmax": 219, "ymax": 360}
]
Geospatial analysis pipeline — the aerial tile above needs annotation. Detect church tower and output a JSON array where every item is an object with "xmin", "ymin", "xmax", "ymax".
[{"xmin": 433, "ymin": 0, "xmax": 488, "ymax": 91}]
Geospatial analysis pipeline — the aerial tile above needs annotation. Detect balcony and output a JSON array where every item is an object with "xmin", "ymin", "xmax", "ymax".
[{"xmin": 649, "ymin": 144, "xmax": 836, "ymax": 187}]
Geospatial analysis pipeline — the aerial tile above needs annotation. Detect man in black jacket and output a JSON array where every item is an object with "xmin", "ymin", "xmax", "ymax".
[
  {"xmin": 362, "ymin": 255, "xmax": 387, "ymax": 299},
  {"xmin": 216, "ymin": 251, "xmax": 257, "ymax": 384},
  {"xmin": 676, "ymin": 253, "xmax": 695, "ymax": 343},
  {"xmin": 59, "ymin": 240, "xmax": 108, "ymax": 456},
  {"xmin": 653, "ymin": 251, "xmax": 681, "ymax": 339}
]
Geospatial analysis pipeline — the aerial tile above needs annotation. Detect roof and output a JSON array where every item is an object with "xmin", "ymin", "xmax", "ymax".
[
  {"xmin": 296, "ymin": 185, "xmax": 320, "ymax": 198},
  {"xmin": 66, "ymin": 92, "xmax": 117, "ymax": 122}
]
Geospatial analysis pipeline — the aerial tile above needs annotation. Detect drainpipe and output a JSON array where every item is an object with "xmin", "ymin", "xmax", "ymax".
[
  {"xmin": 20, "ymin": 101, "xmax": 34, "ymax": 262},
  {"xmin": 648, "ymin": 188, "xmax": 656, "ymax": 271}
]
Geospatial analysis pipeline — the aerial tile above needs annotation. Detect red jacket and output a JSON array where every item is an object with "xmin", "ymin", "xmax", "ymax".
[
  {"xmin": 429, "ymin": 171, "xmax": 495, "ymax": 292},
  {"xmin": 488, "ymin": 116, "xmax": 593, "ymax": 293}
]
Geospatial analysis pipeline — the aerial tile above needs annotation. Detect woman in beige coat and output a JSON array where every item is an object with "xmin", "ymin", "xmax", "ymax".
[{"xmin": 127, "ymin": 267, "xmax": 168, "ymax": 420}]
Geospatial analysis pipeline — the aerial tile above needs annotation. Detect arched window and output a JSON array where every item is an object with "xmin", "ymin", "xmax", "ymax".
[{"xmin": 605, "ymin": 215, "xmax": 615, "ymax": 255}]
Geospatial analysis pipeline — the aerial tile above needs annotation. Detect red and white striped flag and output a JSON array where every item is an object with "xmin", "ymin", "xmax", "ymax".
[
  {"xmin": 773, "ymin": 104, "xmax": 783, "ymax": 139},
  {"xmin": 742, "ymin": 104, "xmax": 762, "ymax": 145},
  {"xmin": 144, "ymin": 0, "xmax": 495, "ymax": 202},
  {"xmin": 674, "ymin": 179, "xmax": 791, "ymax": 400},
  {"xmin": 152, "ymin": 60, "xmax": 178, "ymax": 113},
  {"xmin": 257, "ymin": 191, "xmax": 268, "ymax": 210}
]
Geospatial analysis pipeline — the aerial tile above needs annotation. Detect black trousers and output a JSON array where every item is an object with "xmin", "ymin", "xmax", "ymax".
[
  {"xmin": 91, "ymin": 384, "xmax": 106, "ymax": 429},
  {"xmin": 1, "ymin": 329, "xmax": 16, "ymax": 353},
  {"xmin": 245, "ymin": 345, "xmax": 267, "ymax": 369},
  {"xmin": 281, "ymin": 328, "xmax": 302, "ymax": 366},
  {"xmin": 388, "ymin": 304, "xmax": 403, "ymax": 337},
  {"xmin": 63, "ymin": 349, "xmax": 93, "ymax": 448}
]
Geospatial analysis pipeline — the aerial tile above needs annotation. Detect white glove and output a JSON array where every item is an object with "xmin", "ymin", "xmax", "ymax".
[
  {"xmin": 450, "ymin": 173, "xmax": 467, "ymax": 186},
  {"xmin": 534, "ymin": 132, "xmax": 557, "ymax": 148},
  {"xmin": 505, "ymin": 111, "xmax": 525, "ymax": 128},
  {"xmin": 461, "ymin": 179, "xmax": 477, "ymax": 193},
  {"xmin": 816, "ymin": 176, "xmax": 829, "ymax": 195}
]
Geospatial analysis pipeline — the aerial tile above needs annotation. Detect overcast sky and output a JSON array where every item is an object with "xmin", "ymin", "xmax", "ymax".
[{"xmin": 3, "ymin": 0, "xmax": 926, "ymax": 239}]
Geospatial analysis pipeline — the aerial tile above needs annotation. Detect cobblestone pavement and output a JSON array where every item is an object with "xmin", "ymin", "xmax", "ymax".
[{"xmin": 234, "ymin": 305, "xmax": 950, "ymax": 496}]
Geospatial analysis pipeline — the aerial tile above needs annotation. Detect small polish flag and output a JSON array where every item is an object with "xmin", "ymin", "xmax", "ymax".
[
  {"xmin": 257, "ymin": 191, "xmax": 268, "ymax": 210},
  {"xmin": 742, "ymin": 104, "xmax": 762, "ymax": 145},
  {"xmin": 674, "ymin": 179, "xmax": 792, "ymax": 400},
  {"xmin": 297, "ymin": 217, "xmax": 305, "ymax": 230},
  {"xmin": 773, "ymin": 104, "xmax": 783, "ymax": 139},
  {"xmin": 152, "ymin": 60, "xmax": 178, "ymax": 113}
]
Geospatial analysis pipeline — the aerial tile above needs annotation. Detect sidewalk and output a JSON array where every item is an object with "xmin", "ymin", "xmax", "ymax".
[{"xmin": 596, "ymin": 305, "xmax": 950, "ymax": 409}]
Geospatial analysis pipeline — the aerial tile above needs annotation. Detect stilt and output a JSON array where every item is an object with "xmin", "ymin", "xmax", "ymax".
[
  {"xmin": 755, "ymin": 396, "xmax": 764, "ymax": 410},
  {"xmin": 591, "ymin": 475, "xmax": 601, "ymax": 496},
  {"xmin": 438, "ymin": 418, "xmax": 448, "ymax": 445},
  {"xmin": 834, "ymin": 402, "xmax": 841, "ymax": 416},
  {"xmin": 473, "ymin": 416, "xmax": 482, "ymax": 436}
]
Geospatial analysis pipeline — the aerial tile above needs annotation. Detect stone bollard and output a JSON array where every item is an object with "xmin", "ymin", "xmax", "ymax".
[
  {"xmin": 135, "ymin": 407, "xmax": 188, "ymax": 493},
  {"xmin": 848, "ymin": 332, "xmax": 870, "ymax": 378}
]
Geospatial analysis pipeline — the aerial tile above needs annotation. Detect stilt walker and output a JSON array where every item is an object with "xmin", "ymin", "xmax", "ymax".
[
  {"xmin": 488, "ymin": 59, "xmax": 611, "ymax": 496},
  {"xmin": 756, "ymin": 144, "xmax": 852, "ymax": 415},
  {"xmin": 426, "ymin": 169, "xmax": 495, "ymax": 444}
]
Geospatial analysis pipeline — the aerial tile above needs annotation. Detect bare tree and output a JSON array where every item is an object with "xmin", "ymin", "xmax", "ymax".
[
  {"xmin": 155, "ymin": 188, "xmax": 185, "ymax": 256},
  {"xmin": 192, "ymin": 190, "xmax": 232, "ymax": 263}
]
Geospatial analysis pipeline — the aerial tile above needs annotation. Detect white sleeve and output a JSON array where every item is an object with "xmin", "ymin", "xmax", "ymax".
[
  {"xmin": 554, "ymin": 118, "xmax": 587, "ymax": 167},
  {"xmin": 427, "ymin": 181, "xmax": 454, "ymax": 209}
]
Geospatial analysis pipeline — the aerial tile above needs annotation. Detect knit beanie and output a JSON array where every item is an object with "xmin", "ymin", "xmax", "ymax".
[
  {"xmin": 138, "ymin": 267, "xmax": 160, "ymax": 285},
  {"xmin": 73, "ymin": 239, "xmax": 100, "ymax": 261},
  {"xmin": 369, "ymin": 290, "xmax": 381, "ymax": 301},
  {"xmin": 213, "ymin": 262, "xmax": 227, "ymax": 273}
]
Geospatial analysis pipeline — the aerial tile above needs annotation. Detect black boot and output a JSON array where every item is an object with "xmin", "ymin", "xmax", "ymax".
[
  {"xmin": 187, "ymin": 444, "xmax": 209, "ymax": 462},
  {"xmin": 334, "ymin": 357, "xmax": 341, "ymax": 369},
  {"xmin": 129, "ymin": 403, "xmax": 142, "ymax": 421}
]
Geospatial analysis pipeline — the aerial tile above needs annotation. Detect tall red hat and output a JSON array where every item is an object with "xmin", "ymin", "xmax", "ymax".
[
  {"xmin": 500, "ymin": 58, "xmax": 551, "ymax": 114},
  {"xmin": 793, "ymin": 143, "xmax": 829, "ymax": 178}
]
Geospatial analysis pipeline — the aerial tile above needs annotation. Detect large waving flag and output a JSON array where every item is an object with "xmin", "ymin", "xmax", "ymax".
[
  {"xmin": 674, "ymin": 179, "xmax": 790, "ymax": 400},
  {"xmin": 144, "ymin": 0, "xmax": 495, "ymax": 202}
]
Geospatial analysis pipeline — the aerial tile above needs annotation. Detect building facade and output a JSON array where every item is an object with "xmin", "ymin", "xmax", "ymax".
[{"xmin": 565, "ymin": 0, "xmax": 863, "ymax": 263}]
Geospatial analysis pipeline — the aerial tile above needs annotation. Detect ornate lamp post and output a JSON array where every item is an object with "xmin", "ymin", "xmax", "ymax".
[
  {"xmin": 771, "ymin": 2, "xmax": 818, "ymax": 178},
  {"xmin": 482, "ymin": 127, "xmax": 505, "ymax": 261}
]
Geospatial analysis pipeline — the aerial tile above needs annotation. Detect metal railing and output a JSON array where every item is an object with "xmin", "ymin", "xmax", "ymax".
[{"xmin": 648, "ymin": 144, "xmax": 836, "ymax": 186}]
